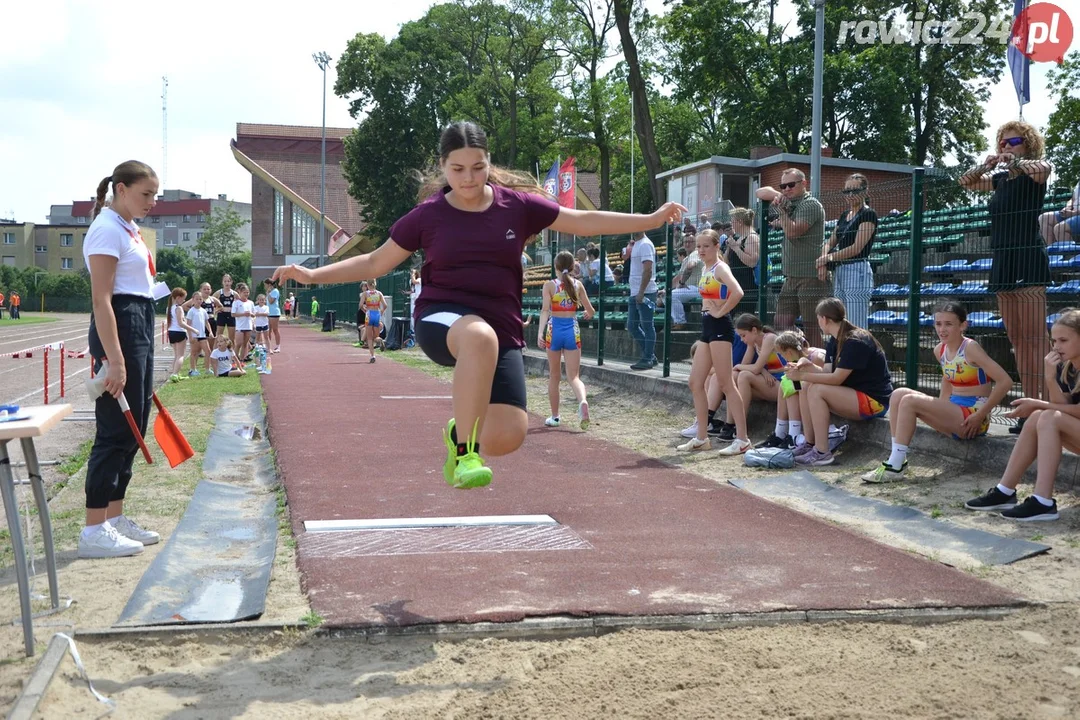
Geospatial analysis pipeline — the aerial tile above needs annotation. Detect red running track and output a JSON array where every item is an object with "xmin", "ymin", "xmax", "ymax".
[{"xmin": 262, "ymin": 325, "xmax": 1020, "ymax": 628}]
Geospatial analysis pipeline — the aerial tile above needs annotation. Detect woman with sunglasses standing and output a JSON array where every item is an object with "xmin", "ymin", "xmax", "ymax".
[
  {"xmin": 959, "ymin": 121, "xmax": 1052, "ymax": 432},
  {"xmin": 817, "ymin": 174, "xmax": 877, "ymax": 329}
]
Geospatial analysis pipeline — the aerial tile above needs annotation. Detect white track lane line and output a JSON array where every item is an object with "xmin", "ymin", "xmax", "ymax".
[{"xmin": 0, "ymin": 325, "xmax": 89, "ymax": 350}]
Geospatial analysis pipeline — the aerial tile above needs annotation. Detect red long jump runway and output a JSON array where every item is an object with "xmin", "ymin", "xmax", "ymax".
[{"xmin": 262, "ymin": 326, "xmax": 1021, "ymax": 628}]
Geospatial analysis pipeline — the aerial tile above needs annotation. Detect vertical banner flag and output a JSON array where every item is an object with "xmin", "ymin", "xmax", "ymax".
[
  {"xmin": 542, "ymin": 160, "xmax": 559, "ymax": 198},
  {"xmin": 558, "ymin": 156, "xmax": 576, "ymax": 208},
  {"xmin": 1008, "ymin": 0, "xmax": 1031, "ymax": 107}
]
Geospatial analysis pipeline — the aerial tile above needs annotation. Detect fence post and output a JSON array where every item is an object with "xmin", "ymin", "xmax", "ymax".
[
  {"xmin": 597, "ymin": 235, "xmax": 606, "ymax": 366},
  {"xmin": 757, "ymin": 200, "xmax": 770, "ymax": 322},
  {"xmin": 906, "ymin": 168, "xmax": 925, "ymax": 389},
  {"xmin": 662, "ymin": 224, "xmax": 673, "ymax": 378}
]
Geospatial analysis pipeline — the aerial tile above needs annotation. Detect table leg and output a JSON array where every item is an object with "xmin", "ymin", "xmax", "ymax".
[
  {"xmin": 0, "ymin": 441, "xmax": 35, "ymax": 656},
  {"xmin": 20, "ymin": 438, "xmax": 59, "ymax": 609}
]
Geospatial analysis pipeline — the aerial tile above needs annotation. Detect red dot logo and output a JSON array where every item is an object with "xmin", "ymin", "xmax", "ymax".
[{"xmin": 1011, "ymin": 2, "xmax": 1074, "ymax": 64}]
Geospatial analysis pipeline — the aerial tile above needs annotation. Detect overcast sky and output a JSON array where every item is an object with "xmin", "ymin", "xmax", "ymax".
[{"xmin": 0, "ymin": 0, "xmax": 1058, "ymax": 223}]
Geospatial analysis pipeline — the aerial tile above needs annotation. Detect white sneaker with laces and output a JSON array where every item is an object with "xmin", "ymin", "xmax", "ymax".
[
  {"xmin": 113, "ymin": 515, "xmax": 160, "ymax": 546},
  {"xmin": 680, "ymin": 420, "xmax": 699, "ymax": 438},
  {"xmin": 544, "ymin": 416, "xmax": 560, "ymax": 427},
  {"xmin": 718, "ymin": 438, "xmax": 753, "ymax": 456},
  {"xmin": 677, "ymin": 436, "xmax": 710, "ymax": 452},
  {"xmin": 78, "ymin": 522, "xmax": 144, "ymax": 559}
]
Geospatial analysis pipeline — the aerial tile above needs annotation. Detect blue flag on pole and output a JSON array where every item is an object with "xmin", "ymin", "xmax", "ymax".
[
  {"xmin": 1008, "ymin": 0, "xmax": 1030, "ymax": 108},
  {"xmin": 542, "ymin": 160, "xmax": 559, "ymax": 197}
]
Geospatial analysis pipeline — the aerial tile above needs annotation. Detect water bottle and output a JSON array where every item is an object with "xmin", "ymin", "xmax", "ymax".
[{"xmin": 642, "ymin": 297, "xmax": 656, "ymax": 312}]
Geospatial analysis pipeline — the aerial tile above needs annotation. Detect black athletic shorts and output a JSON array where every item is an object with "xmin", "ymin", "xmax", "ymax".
[
  {"xmin": 167, "ymin": 330, "xmax": 187, "ymax": 345},
  {"xmin": 217, "ymin": 313, "xmax": 236, "ymax": 328},
  {"xmin": 415, "ymin": 303, "xmax": 527, "ymax": 411},
  {"xmin": 700, "ymin": 313, "xmax": 735, "ymax": 344}
]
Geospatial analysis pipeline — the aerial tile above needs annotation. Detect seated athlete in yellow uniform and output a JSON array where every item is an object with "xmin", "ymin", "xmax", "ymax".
[{"xmin": 862, "ymin": 300, "xmax": 1013, "ymax": 483}]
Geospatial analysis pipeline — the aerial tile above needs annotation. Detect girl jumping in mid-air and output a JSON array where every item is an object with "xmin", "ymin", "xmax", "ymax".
[
  {"xmin": 539, "ymin": 250, "xmax": 596, "ymax": 429},
  {"xmin": 272, "ymin": 121, "xmax": 686, "ymax": 489}
]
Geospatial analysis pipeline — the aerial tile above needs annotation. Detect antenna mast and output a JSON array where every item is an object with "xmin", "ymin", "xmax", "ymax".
[{"xmin": 161, "ymin": 76, "xmax": 169, "ymax": 187}]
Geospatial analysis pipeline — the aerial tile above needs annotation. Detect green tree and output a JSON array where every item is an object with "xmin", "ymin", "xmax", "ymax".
[
  {"xmin": 194, "ymin": 204, "xmax": 249, "ymax": 276},
  {"xmin": 337, "ymin": 1, "xmax": 561, "ymax": 238},
  {"xmin": 156, "ymin": 247, "xmax": 195, "ymax": 280},
  {"xmin": 1045, "ymin": 51, "xmax": 1080, "ymax": 187},
  {"xmin": 614, "ymin": 0, "xmax": 664, "ymax": 209},
  {"xmin": 552, "ymin": 0, "xmax": 619, "ymax": 209}
]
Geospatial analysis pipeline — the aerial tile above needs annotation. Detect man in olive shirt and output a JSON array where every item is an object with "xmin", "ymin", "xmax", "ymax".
[{"xmin": 755, "ymin": 168, "xmax": 829, "ymax": 347}]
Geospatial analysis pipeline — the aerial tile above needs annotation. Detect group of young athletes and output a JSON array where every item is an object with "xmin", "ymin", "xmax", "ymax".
[{"xmin": 162, "ymin": 276, "xmax": 285, "ymax": 380}]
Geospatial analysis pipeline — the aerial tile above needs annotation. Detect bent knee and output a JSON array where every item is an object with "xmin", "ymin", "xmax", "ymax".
[
  {"xmin": 1036, "ymin": 408, "xmax": 1061, "ymax": 428},
  {"xmin": 481, "ymin": 426, "xmax": 526, "ymax": 457}
]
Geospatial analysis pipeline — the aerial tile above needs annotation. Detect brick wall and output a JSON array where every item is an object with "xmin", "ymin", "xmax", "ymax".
[{"xmin": 251, "ymin": 176, "xmax": 274, "ymax": 285}]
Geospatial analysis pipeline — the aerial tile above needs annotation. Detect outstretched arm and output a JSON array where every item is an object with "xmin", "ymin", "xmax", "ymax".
[
  {"xmin": 549, "ymin": 202, "xmax": 687, "ymax": 237},
  {"xmin": 272, "ymin": 240, "xmax": 413, "ymax": 286}
]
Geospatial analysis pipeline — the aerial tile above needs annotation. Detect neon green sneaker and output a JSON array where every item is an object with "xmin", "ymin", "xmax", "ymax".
[{"xmin": 442, "ymin": 418, "xmax": 493, "ymax": 489}]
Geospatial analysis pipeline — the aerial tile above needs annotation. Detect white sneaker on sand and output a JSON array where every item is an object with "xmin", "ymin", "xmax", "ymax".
[
  {"xmin": 113, "ymin": 515, "xmax": 160, "ymax": 545},
  {"xmin": 544, "ymin": 416, "xmax": 560, "ymax": 427},
  {"xmin": 78, "ymin": 522, "xmax": 144, "ymax": 559},
  {"xmin": 718, "ymin": 438, "xmax": 753, "ymax": 456},
  {"xmin": 677, "ymin": 436, "xmax": 711, "ymax": 452},
  {"xmin": 680, "ymin": 420, "xmax": 699, "ymax": 438}
]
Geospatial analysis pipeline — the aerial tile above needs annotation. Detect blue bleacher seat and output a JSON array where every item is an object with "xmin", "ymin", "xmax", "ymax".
[
  {"xmin": 874, "ymin": 284, "xmax": 900, "ymax": 298},
  {"xmin": 919, "ymin": 313, "xmax": 934, "ymax": 327},
  {"xmin": 968, "ymin": 258, "xmax": 993, "ymax": 271},
  {"xmin": 940, "ymin": 259, "xmax": 969, "ymax": 272},
  {"xmin": 1048, "ymin": 254, "xmax": 1066, "ymax": 268},
  {"xmin": 967, "ymin": 311, "xmax": 1004, "ymax": 329},
  {"xmin": 926, "ymin": 283, "xmax": 954, "ymax": 295},
  {"xmin": 956, "ymin": 280, "xmax": 989, "ymax": 296},
  {"xmin": 1067, "ymin": 255, "xmax": 1080, "ymax": 268},
  {"xmin": 1049, "ymin": 279, "xmax": 1080, "ymax": 295},
  {"xmin": 1047, "ymin": 240, "xmax": 1080, "ymax": 253},
  {"xmin": 868, "ymin": 310, "xmax": 898, "ymax": 325}
]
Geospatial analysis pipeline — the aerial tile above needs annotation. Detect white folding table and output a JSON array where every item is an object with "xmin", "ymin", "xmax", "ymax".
[{"xmin": 0, "ymin": 404, "xmax": 71, "ymax": 656}]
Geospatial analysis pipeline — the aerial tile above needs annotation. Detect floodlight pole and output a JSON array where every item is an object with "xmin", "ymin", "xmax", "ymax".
[
  {"xmin": 313, "ymin": 51, "xmax": 332, "ymax": 267},
  {"xmin": 810, "ymin": 0, "xmax": 825, "ymax": 197}
]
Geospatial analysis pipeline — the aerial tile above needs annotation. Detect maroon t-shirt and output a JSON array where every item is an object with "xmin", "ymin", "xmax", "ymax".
[{"xmin": 390, "ymin": 184, "xmax": 561, "ymax": 349}]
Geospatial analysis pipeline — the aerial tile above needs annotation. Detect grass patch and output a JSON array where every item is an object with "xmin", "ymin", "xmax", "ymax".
[
  {"xmin": 58, "ymin": 439, "xmax": 94, "ymax": 478},
  {"xmin": 930, "ymin": 505, "xmax": 943, "ymax": 519},
  {"xmin": 157, "ymin": 370, "xmax": 261, "ymax": 407},
  {"xmin": 301, "ymin": 610, "xmax": 325, "ymax": 628},
  {"xmin": 387, "ymin": 347, "xmax": 454, "ymax": 382},
  {"xmin": 0, "ymin": 314, "xmax": 55, "ymax": 328}
]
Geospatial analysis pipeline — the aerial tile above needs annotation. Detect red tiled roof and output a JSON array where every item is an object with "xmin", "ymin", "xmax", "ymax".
[
  {"xmin": 236, "ymin": 123, "xmax": 352, "ymax": 141},
  {"xmin": 71, "ymin": 198, "xmax": 212, "ymax": 218},
  {"xmin": 577, "ymin": 171, "xmax": 601, "ymax": 209}
]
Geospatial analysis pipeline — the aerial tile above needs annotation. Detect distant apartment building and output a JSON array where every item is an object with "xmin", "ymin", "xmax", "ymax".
[
  {"xmin": 1, "ymin": 221, "xmax": 157, "ymax": 273},
  {"xmin": 50, "ymin": 189, "xmax": 251, "ymax": 260}
]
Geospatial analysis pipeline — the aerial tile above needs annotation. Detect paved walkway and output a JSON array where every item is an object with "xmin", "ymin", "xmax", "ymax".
[{"xmin": 261, "ymin": 326, "xmax": 1020, "ymax": 628}]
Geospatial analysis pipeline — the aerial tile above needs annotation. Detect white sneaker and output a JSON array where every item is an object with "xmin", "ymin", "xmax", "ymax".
[
  {"xmin": 677, "ymin": 436, "xmax": 711, "ymax": 452},
  {"xmin": 578, "ymin": 402, "xmax": 590, "ymax": 430},
  {"xmin": 718, "ymin": 438, "xmax": 753, "ymax": 456},
  {"xmin": 544, "ymin": 416, "xmax": 560, "ymax": 427},
  {"xmin": 113, "ymin": 515, "xmax": 160, "ymax": 545},
  {"xmin": 680, "ymin": 420, "xmax": 699, "ymax": 438},
  {"xmin": 78, "ymin": 522, "xmax": 144, "ymax": 559}
]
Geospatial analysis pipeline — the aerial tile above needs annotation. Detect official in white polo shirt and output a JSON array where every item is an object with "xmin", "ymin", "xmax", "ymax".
[{"xmin": 80, "ymin": 160, "xmax": 163, "ymax": 559}]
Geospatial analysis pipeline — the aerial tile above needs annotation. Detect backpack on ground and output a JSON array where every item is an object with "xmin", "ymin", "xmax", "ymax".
[{"xmin": 743, "ymin": 447, "xmax": 795, "ymax": 469}]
